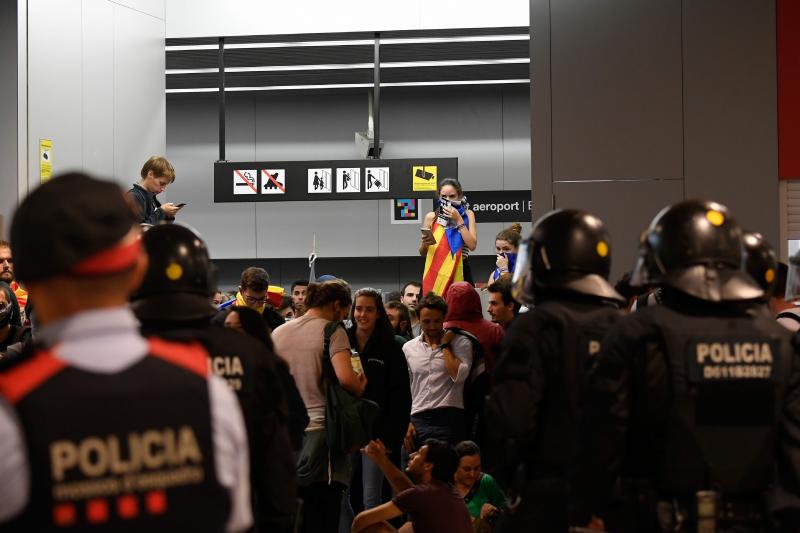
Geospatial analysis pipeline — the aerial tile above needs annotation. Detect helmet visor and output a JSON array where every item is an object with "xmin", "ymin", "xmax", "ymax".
[
  {"xmin": 787, "ymin": 259, "xmax": 800, "ymax": 302},
  {"xmin": 629, "ymin": 242, "xmax": 655, "ymax": 288},
  {"xmin": 511, "ymin": 241, "xmax": 533, "ymax": 305}
]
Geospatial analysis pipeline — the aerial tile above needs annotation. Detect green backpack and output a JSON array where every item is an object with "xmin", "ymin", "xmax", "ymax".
[{"xmin": 322, "ymin": 321, "xmax": 381, "ymax": 454}]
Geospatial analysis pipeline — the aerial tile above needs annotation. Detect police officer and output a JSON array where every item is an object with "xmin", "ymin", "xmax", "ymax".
[
  {"xmin": 485, "ymin": 209, "xmax": 625, "ymax": 532},
  {"xmin": 743, "ymin": 232, "xmax": 778, "ymax": 300},
  {"xmin": 574, "ymin": 200, "xmax": 800, "ymax": 532},
  {"xmin": 0, "ymin": 173, "xmax": 251, "ymax": 532},
  {"xmin": 130, "ymin": 223, "xmax": 306, "ymax": 533},
  {"xmin": 742, "ymin": 232, "xmax": 781, "ymax": 323}
]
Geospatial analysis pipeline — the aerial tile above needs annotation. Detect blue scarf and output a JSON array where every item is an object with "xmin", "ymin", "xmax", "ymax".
[
  {"xmin": 439, "ymin": 200, "xmax": 469, "ymax": 258},
  {"xmin": 492, "ymin": 252, "xmax": 518, "ymax": 281}
]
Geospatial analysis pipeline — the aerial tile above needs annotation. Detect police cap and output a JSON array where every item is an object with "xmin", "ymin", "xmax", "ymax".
[
  {"xmin": 630, "ymin": 199, "xmax": 762, "ymax": 302},
  {"xmin": 512, "ymin": 209, "xmax": 622, "ymax": 304},
  {"xmin": 10, "ymin": 173, "xmax": 139, "ymax": 283},
  {"xmin": 131, "ymin": 224, "xmax": 217, "ymax": 322}
]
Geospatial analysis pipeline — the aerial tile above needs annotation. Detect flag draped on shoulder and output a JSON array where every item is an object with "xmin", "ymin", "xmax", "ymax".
[{"xmin": 422, "ymin": 220, "xmax": 465, "ymax": 296}]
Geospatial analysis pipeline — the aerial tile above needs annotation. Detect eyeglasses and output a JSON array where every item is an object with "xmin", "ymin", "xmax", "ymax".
[{"xmin": 242, "ymin": 294, "xmax": 267, "ymax": 305}]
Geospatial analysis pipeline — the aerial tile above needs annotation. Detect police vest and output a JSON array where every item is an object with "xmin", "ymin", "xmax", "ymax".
[
  {"xmin": 643, "ymin": 304, "xmax": 794, "ymax": 495},
  {"xmin": 0, "ymin": 339, "xmax": 230, "ymax": 532},
  {"xmin": 525, "ymin": 298, "xmax": 623, "ymax": 476}
]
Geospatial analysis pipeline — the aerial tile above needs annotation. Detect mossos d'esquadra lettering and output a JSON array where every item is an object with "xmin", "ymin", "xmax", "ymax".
[
  {"xmin": 696, "ymin": 342, "xmax": 774, "ymax": 365},
  {"xmin": 50, "ymin": 426, "xmax": 203, "ymax": 482}
]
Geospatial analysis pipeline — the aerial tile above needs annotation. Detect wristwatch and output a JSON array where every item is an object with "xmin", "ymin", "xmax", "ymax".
[{"xmin": 440, "ymin": 342, "xmax": 452, "ymax": 351}]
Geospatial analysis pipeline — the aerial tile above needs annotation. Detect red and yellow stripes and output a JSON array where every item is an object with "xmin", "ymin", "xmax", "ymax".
[{"xmin": 422, "ymin": 222, "xmax": 464, "ymax": 296}]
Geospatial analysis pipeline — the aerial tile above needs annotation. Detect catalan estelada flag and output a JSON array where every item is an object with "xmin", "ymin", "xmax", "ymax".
[{"xmin": 422, "ymin": 220, "xmax": 464, "ymax": 296}]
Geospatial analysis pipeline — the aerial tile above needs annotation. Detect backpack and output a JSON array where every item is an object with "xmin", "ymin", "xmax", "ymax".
[
  {"xmin": 445, "ymin": 326, "xmax": 490, "ymax": 442},
  {"xmin": 322, "ymin": 321, "xmax": 381, "ymax": 454}
]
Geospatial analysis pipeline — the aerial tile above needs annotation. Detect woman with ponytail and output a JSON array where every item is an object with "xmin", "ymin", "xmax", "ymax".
[{"xmin": 486, "ymin": 223, "xmax": 523, "ymax": 286}]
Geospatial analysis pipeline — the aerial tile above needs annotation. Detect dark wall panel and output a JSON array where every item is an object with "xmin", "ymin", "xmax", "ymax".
[
  {"xmin": 554, "ymin": 179, "xmax": 684, "ymax": 281},
  {"xmin": 549, "ymin": 0, "xmax": 683, "ymax": 181},
  {"xmin": 683, "ymin": 0, "xmax": 779, "ymax": 247}
]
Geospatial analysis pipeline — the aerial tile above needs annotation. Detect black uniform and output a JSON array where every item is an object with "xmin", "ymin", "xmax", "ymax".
[
  {"xmin": 0, "ymin": 340, "xmax": 230, "ymax": 532},
  {"xmin": 486, "ymin": 208, "xmax": 625, "ymax": 532},
  {"xmin": 488, "ymin": 291, "xmax": 623, "ymax": 531},
  {"xmin": 142, "ymin": 321, "xmax": 302, "ymax": 533},
  {"xmin": 575, "ymin": 200, "xmax": 800, "ymax": 532},
  {"xmin": 575, "ymin": 288, "xmax": 800, "ymax": 531},
  {"xmin": 131, "ymin": 222, "xmax": 306, "ymax": 533}
]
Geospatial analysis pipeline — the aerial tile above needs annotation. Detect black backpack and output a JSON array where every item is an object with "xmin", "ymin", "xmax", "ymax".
[
  {"xmin": 445, "ymin": 326, "xmax": 490, "ymax": 442},
  {"xmin": 322, "ymin": 321, "xmax": 381, "ymax": 454}
]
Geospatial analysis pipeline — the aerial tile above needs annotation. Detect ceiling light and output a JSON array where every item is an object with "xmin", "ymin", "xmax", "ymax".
[{"xmin": 166, "ymin": 78, "xmax": 530, "ymax": 94}]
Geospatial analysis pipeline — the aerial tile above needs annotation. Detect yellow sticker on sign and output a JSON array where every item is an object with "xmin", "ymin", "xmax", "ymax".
[
  {"xmin": 39, "ymin": 139, "xmax": 53, "ymax": 183},
  {"xmin": 412, "ymin": 165, "xmax": 438, "ymax": 192}
]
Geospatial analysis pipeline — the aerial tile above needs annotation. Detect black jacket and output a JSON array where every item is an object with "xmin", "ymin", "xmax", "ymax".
[
  {"xmin": 140, "ymin": 319, "xmax": 301, "ymax": 533},
  {"xmin": 347, "ymin": 326, "xmax": 411, "ymax": 451},
  {"xmin": 574, "ymin": 288, "xmax": 800, "ymax": 526},
  {"xmin": 127, "ymin": 183, "xmax": 173, "ymax": 225},
  {"xmin": 486, "ymin": 291, "xmax": 623, "ymax": 531}
]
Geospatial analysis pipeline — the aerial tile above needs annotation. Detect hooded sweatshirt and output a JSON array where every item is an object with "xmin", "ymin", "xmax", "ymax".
[{"xmin": 443, "ymin": 281, "xmax": 505, "ymax": 377}]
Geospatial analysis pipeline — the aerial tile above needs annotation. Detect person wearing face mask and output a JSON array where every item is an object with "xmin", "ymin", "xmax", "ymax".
[
  {"xmin": 420, "ymin": 178, "xmax": 478, "ymax": 295},
  {"xmin": 346, "ymin": 288, "xmax": 411, "ymax": 516},
  {"xmin": 271, "ymin": 279, "xmax": 367, "ymax": 533},
  {"xmin": 0, "ymin": 283, "xmax": 28, "ymax": 356},
  {"xmin": 486, "ymin": 224, "xmax": 522, "ymax": 287}
]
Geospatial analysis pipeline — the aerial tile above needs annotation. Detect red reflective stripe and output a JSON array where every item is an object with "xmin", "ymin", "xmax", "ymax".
[
  {"xmin": 71, "ymin": 238, "xmax": 141, "ymax": 276},
  {"xmin": 148, "ymin": 338, "xmax": 208, "ymax": 378},
  {"xmin": 0, "ymin": 351, "xmax": 66, "ymax": 405}
]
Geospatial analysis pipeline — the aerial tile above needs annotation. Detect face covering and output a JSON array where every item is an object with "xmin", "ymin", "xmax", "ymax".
[
  {"xmin": 493, "ymin": 252, "xmax": 519, "ymax": 281},
  {"xmin": 0, "ymin": 303, "xmax": 13, "ymax": 328}
]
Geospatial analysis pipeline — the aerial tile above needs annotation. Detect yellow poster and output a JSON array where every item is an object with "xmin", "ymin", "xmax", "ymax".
[
  {"xmin": 39, "ymin": 139, "xmax": 52, "ymax": 183},
  {"xmin": 412, "ymin": 165, "xmax": 437, "ymax": 192}
]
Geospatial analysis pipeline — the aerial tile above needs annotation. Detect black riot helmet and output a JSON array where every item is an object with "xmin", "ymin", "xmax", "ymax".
[
  {"xmin": 130, "ymin": 224, "xmax": 217, "ymax": 321},
  {"xmin": 630, "ymin": 199, "xmax": 762, "ymax": 302},
  {"xmin": 511, "ymin": 209, "xmax": 622, "ymax": 304},
  {"xmin": 742, "ymin": 231, "xmax": 778, "ymax": 299}
]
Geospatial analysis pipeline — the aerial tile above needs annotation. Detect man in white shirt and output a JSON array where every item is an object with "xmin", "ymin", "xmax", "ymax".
[{"xmin": 402, "ymin": 294, "xmax": 472, "ymax": 452}]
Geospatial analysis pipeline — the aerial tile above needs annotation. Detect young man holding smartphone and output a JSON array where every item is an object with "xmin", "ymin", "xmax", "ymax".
[{"xmin": 127, "ymin": 156, "xmax": 184, "ymax": 224}]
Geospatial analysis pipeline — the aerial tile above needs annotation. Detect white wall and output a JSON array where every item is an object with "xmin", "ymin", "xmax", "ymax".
[
  {"xmin": 25, "ymin": 0, "xmax": 166, "ymax": 193},
  {"xmin": 166, "ymin": 0, "xmax": 528, "ymax": 38}
]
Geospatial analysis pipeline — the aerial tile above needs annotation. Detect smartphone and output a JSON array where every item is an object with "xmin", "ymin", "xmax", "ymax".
[
  {"xmin": 175, "ymin": 203, "xmax": 187, "ymax": 208},
  {"xmin": 420, "ymin": 227, "xmax": 434, "ymax": 240}
]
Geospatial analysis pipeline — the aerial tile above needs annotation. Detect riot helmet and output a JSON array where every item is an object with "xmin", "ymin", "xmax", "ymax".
[
  {"xmin": 512, "ymin": 209, "xmax": 622, "ymax": 304},
  {"xmin": 742, "ymin": 231, "xmax": 778, "ymax": 299},
  {"xmin": 630, "ymin": 199, "xmax": 762, "ymax": 302},
  {"xmin": 130, "ymin": 223, "xmax": 217, "ymax": 321}
]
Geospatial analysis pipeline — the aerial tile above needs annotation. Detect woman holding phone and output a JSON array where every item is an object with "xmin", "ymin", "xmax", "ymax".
[
  {"xmin": 419, "ymin": 178, "xmax": 478, "ymax": 294},
  {"xmin": 486, "ymin": 223, "xmax": 523, "ymax": 286}
]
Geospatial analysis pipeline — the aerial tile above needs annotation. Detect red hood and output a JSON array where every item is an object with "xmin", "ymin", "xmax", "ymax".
[{"xmin": 444, "ymin": 282, "xmax": 483, "ymax": 322}]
